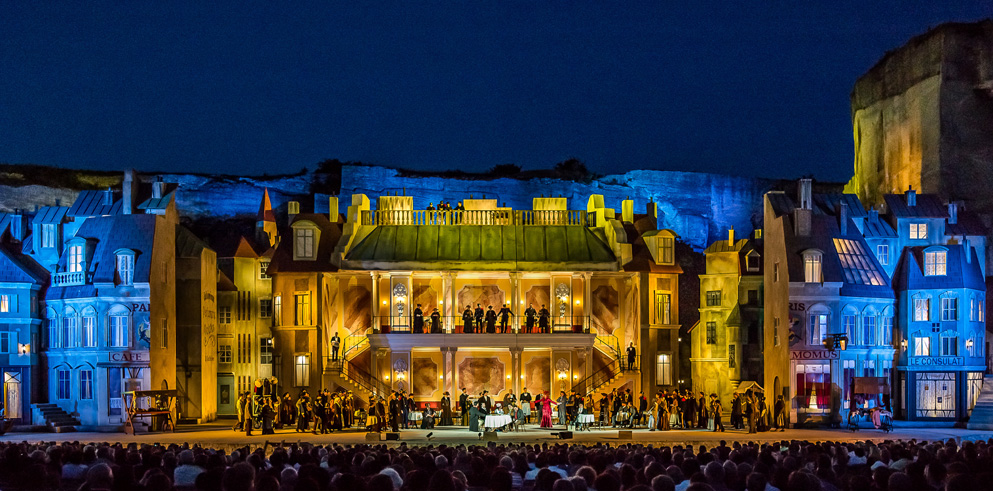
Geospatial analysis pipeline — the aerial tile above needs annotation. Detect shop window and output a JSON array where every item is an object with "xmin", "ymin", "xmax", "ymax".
[
  {"xmin": 916, "ymin": 372, "xmax": 955, "ymax": 418},
  {"xmin": 795, "ymin": 363, "xmax": 830, "ymax": 412}
]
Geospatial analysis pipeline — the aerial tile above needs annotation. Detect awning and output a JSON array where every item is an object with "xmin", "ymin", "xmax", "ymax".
[
  {"xmin": 733, "ymin": 381, "xmax": 764, "ymax": 393},
  {"xmin": 853, "ymin": 377, "xmax": 890, "ymax": 395}
]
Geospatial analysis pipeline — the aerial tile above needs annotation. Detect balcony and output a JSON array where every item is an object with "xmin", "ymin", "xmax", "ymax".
[
  {"xmin": 360, "ymin": 209, "xmax": 595, "ymax": 227},
  {"xmin": 52, "ymin": 271, "xmax": 88, "ymax": 287}
]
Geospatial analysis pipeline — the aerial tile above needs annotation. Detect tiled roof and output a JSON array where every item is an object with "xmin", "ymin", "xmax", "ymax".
[
  {"xmin": 49, "ymin": 215, "xmax": 158, "ymax": 294},
  {"xmin": 232, "ymin": 237, "xmax": 260, "ymax": 258},
  {"xmin": 705, "ymin": 238, "xmax": 749, "ymax": 254},
  {"xmin": 893, "ymin": 244, "xmax": 985, "ymax": 291},
  {"xmin": 0, "ymin": 242, "xmax": 48, "ymax": 284},
  {"xmin": 813, "ymin": 194, "xmax": 867, "ymax": 217},
  {"xmin": 267, "ymin": 214, "xmax": 341, "ymax": 273},
  {"xmin": 883, "ymin": 193, "xmax": 948, "ymax": 219},
  {"xmin": 68, "ymin": 190, "xmax": 122, "ymax": 218},
  {"xmin": 217, "ymin": 269, "xmax": 237, "ymax": 292},
  {"xmin": 622, "ymin": 224, "xmax": 683, "ymax": 274},
  {"xmin": 344, "ymin": 224, "xmax": 615, "ymax": 271},
  {"xmin": 138, "ymin": 192, "xmax": 174, "ymax": 211},
  {"xmin": 863, "ymin": 211, "xmax": 897, "ymax": 238},
  {"xmin": 31, "ymin": 206, "xmax": 68, "ymax": 224},
  {"xmin": 945, "ymin": 209, "xmax": 987, "ymax": 236}
]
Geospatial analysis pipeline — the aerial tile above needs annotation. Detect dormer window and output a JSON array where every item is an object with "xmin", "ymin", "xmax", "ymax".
[
  {"xmin": 746, "ymin": 251, "xmax": 761, "ymax": 272},
  {"xmin": 802, "ymin": 250, "xmax": 822, "ymax": 283},
  {"xmin": 658, "ymin": 236, "xmax": 674, "ymax": 265},
  {"xmin": 67, "ymin": 243, "xmax": 84, "ymax": 273},
  {"xmin": 924, "ymin": 248, "xmax": 947, "ymax": 276},
  {"xmin": 41, "ymin": 223, "xmax": 57, "ymax": 248},
  {"xmin": 910, "ymin": 223, "xmax": 928, "ymax": 240},
  {"xmin": 294, "ymin": 228, "xmax": 315, "ymax": 260},
  {"xmin": 115, "ymin": 249, "xmax": 135, "ymax": 286}
]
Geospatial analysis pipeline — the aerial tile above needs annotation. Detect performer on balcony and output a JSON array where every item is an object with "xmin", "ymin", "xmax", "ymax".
[
  {"xmin": 626, "ymin": 343, "xmax": 637, "ymax": 370},
  {"xmin": 538, "ymin": 305, "xmax": 550, "ymax": 333},
  {"xmin": 330, "ymin": 333, "xmax": 340, "ymax": 361},
  {"xmin": 524, "ymin": 304, "xmax": 537, "ymax": 333},
  {"xmin": 412, "ymin": 304, "xmax": 425, "ymax": 334},
  {"xmin": 485, "ymin": 305, "xmax": 497, "ymax": 333},
  {"xmin": 499, "ymin": 304, "xmax": 513, "ymax": 333},
  {"xmin": 430, "ymin": 307, "xmax": 442, "ymax": 333},
  {"xmin": 462, "ymin": 306, "xmax": 474, "ymax": 334},
  {"xmin": 474, "ymin": 304, "xmax": 484, "ymax": 331}
]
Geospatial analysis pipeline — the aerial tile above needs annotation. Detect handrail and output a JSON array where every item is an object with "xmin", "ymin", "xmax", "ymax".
[
  {"xmin": 329, "ymin": 357, "xmax": 389, "ymax": 398},
  {"xmin": 572, "ymin": 360, "xmax": 621, "ymax": 397},
  {"xmin": 359, "ymin": 209, "xmax": 594, "ymax": 227},
  {"xmin": 342, "ymin": 334, "xmax": 368, "ymax": 358},
  {"xmin": 372, "ymin": 314, "xmax": 591, "ymax": 334},
  {"xmin": 594, "ymin": 334, "xmax": 622, "ymax": 360}
]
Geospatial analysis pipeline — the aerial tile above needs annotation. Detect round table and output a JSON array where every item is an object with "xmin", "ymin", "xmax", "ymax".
[
  {"xmin": 484, "ymin": 414, "xmax": 513, "ymax": 430},
  {"xmin": 576, "ymin": 414, "xmax": 595, "ymax": 424},
  {"xmin": 408, "ymin": 411, "xmax": 423, "ymax": 421}
]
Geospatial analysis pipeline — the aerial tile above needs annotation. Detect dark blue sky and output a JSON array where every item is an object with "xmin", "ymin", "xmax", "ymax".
[{"xmin": 1, "ymin": 3, "xmax": 989, "ymax": 181}]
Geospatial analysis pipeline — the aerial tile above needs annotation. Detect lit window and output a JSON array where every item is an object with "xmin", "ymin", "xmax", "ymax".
[
  {"xmin": 925, "ymin": 251, "xmax": 947, "ymax": 276},
  {"xmin": 843, "ymin": 314, "xmax": 857, "ymax": 345},
  {"xmin": 116, "ymin": 253, "xmax": 134, "ymax": 286},
  {"xmin": 41, "ymin": 223, "xmax": 57, "ymax": 248},
  {"xmin": 656, "ymin": 354, "xmax": 672, "ymax": 385},
  {"xmin": 295, "ymin": 354, "xmax": 311, "ymax": 387},
  {"xmin": 706, "ymin": 322, "xmax": 717, "ymax": 344},
  {"xmin": 914, "ymin": 298, "xmax": 930, "ymax": 322},
  {"xmin": 833, "ymin": 239, "xmax": 885, "ymax": 286},
  {"xmin": 914, "ymin": 335, "xmax": 931, "ymax": 356},
  {"xmin": 910, "ymin": 223, "xmax": 928, "ymax": 240},
  {"xmin": 67, "ymin": 245, "xmax": 83, "ymax": 273},
  {"xmin": 862, "ymin": 315, "xmax": 876, "ymax": 346},
  {"xmin": 81, "ymin": 316, "xmax": 96, "ymax": 347},
  {"xmin": 80, "ymin": 370, "xmax": 93, "ymax": 400},
  {"xmin": 295, "ymin": 228, "xmax": 315, "ymax": 259},
  {"xmin": 941, "ymin": 333, "xmax": 958, "ymax": 356},
  {"xmin": 260, "ymin": 338, "xmax": 273, "ymax": 365},
  {"xmin": 803, "ymin": 251, "xmax": 822, "ymax": 283},
  {"xmin": 274, "ymin": 295, "xmax": 282, "ymax": 325},
  {"xmin": 654, "ymin": 292, "xmax": 671, "ymax": 325},
  {"xmin": 808, "ymin": 314, "xmax": 827, "ymax": 346},
  {"xmin": 657, "ymin": 236, "xmax": 674, "ymax": 265},
  {"xmin": 219, "ymin": 307, "xmax": 232, "ymax": 324},
  {"xmin": 259, "ymin": 259, "xmax": 271, "ymax": 279},
  {"xmin": 259, "ymin": 298, "xmax": 273, "ymax": 318},
  {"xmin": 941, "ymin": 297, "xmax": 958, "ymax": 322},
  {"xmin": 0, "ymin": 294, "xmax": 10, "ymax": 313},
  {"xmin": 110, "ymin": 314, "xmax": 129, "ymax": 348},
  {"xmin": 706, "ymin": 291, "xmax": 721, "ymax": 307},
  {"xmin": 295, "ymin": 293, "xmax": 312, "ymax": 325},
  {"xmin": 57, "ymin": 370, "xmax": 71, "ymax": 399},
  {"xmin": 876, "ymin": 244, "xmax": 889, "ymax": 266},
  {"xmin": 218, "ymin": 344, "xmax": 232, "ymax": 363}
]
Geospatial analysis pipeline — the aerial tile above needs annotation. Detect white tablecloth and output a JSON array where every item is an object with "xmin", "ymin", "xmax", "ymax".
[
  {"xmin": 408, "ymin": 411, "xmax": 423, "ymax": 421},
  {"xmin": 577, "ymin": 414, "xmax": 595, "ymax": 424},
  {"xmin": 484, "ymin": 414, "xmax": 513, "ymax": 429}
]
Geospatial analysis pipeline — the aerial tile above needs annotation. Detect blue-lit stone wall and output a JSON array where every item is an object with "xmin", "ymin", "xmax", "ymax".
[{"xmin": 339, "ymin": 165, "xmax": 777, "ymax": 250}]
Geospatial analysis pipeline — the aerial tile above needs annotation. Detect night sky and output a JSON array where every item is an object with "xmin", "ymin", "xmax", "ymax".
[{"xmin": 1, "ymin": 3, "xmax": 989, "ymax": 182}]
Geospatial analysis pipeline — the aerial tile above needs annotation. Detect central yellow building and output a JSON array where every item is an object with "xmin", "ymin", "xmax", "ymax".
[{"xmin": 266, "ymin": 193, "xmax": 682, "ymax": 406}]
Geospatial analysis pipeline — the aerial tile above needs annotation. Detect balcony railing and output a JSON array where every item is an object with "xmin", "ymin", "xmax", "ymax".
[
  {"xmin": 52, "ymin": 271, "xmax": 88, "ymax": 287},
  {"xmin": 371, "ymin": 314, "xmax": 592, "ymax": 334},
  {"xmin": 360, "ymin": 209, "xmax": 595, "ymax": 227}
]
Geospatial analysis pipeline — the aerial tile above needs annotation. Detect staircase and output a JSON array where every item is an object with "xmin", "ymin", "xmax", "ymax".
[
  {"xmin": 326, "ymin": 355, "xmax": 391, "ymax": 409},
  {"xmin": 31, "ymin": 404, "xmax": 80, "ymax": 432},
  {"xmin": 967, "ymin": 375, "xmax": 993, "ymax": 430}
]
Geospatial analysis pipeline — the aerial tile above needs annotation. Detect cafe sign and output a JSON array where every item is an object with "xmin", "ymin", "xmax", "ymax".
[
  {"xmin": 790, "ymin": 350, "xmax": 840, "ymax": 360},
  {"xmin": 109, "ymin": 352, "xmax": 145, "ymax": 363},
  {"xmin": 910, "ymin": 356, "xmax": 964, "ymax": 367}
]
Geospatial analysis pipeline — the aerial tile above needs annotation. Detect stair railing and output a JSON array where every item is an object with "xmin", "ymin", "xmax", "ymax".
[
  {"xmin": 332, "ymin": 358, "xmax": 390, "ymax": 398},
  {"xmin": 571, "ymin": 359, "xmax": 622, "ymax": 396}
]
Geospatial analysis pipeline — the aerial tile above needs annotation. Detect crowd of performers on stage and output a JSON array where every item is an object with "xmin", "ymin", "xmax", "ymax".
[
  {"xmin": 403, "ymin": 303, "xmax": 558, "ymax": 334},
  {"xmin": 230, "ymin": 378, "xmax": 787, "ymax": 435}
]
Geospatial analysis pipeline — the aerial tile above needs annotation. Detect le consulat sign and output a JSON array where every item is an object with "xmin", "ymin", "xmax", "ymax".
[{"xmin": 910, "ymin": 356, "xmax": 964, "ymax": 367}]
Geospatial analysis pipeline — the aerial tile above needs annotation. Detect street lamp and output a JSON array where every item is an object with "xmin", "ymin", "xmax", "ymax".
[{"xmin": 823, "ymin": 334, "xmax": 848, "ymax": 352}]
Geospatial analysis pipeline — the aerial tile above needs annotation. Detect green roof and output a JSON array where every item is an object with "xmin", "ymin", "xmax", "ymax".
[{"xmin": 344, "ymin": 225, "xmax": 617, "ymax": 271}]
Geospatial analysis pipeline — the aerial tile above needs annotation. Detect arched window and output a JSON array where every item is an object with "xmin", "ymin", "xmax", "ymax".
[
  {"xmin": 114, "ymin": 249, "xmax": 135, "ymax": 286},
  {"xmin": 861, "ymin": 306, "xmax": 878, "ymax": 346},
  {"xmin": 940, "ymin": 292, "xmax": 959, "ymax": 322},
  {"xmin": 913, "ymin": 330, "xmax": 931, "ymax": 357},
  {"xmin": 62, "ymin": 306, "xmax": 77, "ymax": 349},
  {"xmin": 880, "ymin": 307, "xmax": 894, "ymax": 346},
  {"xmin": 913, "ymin": 293, "xmax": 931, "ymax": 322},
  {"xmin": 841, "ymin": 305, "xmax": 859, "ymax": 345},
  {"xmin": 46, "ymin": 308, "xmax": 58, "ymax": 349},
  {"xmin": 807, "ymin": 305, "xmax": 829, "ymax": 346},
  {"xmin": 80, "ymin": 306, "xmax": 97, "ymax": 348},
  {"xmin": 924, "ymin": 247, "xmax": 948, "ymax": 276},
  {"xmin": 940, "ymin": 329, "xmax": 958, "ymax": 356}
]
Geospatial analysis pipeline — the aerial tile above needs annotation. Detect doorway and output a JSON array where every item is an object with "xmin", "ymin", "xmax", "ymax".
[{"xmin": 3, "ymin": 372, "xmax": 22, "ymax": 420}]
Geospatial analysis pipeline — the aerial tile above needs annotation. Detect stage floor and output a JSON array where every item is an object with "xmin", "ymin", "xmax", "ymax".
[{"xmin": 2, "ymin": 422, "xmax": 990, "ymax": 448}]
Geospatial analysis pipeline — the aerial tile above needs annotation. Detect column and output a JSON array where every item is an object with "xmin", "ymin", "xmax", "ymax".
[
  {"xmin": 585, "ymin": 347, "xmax": 593, "ymax": 379},
  {"xmin": 445, "ymin": 347, "xmax": 458, "ymax": 396},
  {"xmin": 511, "ymin": 347, "xmax": 523, "ymax": 394},
  {"xmin": 510, "ymin": 273, "xmax": 521, "ymax": 332},
  {"xmin": 450, "ymin": 273, "xmax": 459, "ymax": 332},
  {"xmin": 370, "ymin": 348, "xmax": 379, "ymax": 396},
  {"xmin": 371, "ymin": 273, "xmax": 380, "ymax": 333},
  {"xmin": 582, "ymin": 273, "xmax": 592, "ymax": 333},
  {"xmin": 442, "ymin": 272, "xmax": 453, "ymax": 332}
]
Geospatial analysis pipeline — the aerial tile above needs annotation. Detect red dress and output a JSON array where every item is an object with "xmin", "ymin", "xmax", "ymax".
[{"xmin": 540, "ymin": 397, "xmax": 553, "ymax": 428}]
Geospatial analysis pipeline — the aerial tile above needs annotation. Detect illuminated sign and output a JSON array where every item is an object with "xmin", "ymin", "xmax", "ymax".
[
  {"xmin": 909, "ymin": 356, "xmax": 964, "ymax": 367},
  {"xmin": 790, "ymin": 350, "xmax": 840, "ymax": 360},
  {"xmin": 109, "ymin": 352, "xmax": 145, "ymax": 363}
]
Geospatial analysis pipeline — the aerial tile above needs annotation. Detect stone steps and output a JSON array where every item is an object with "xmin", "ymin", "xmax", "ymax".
[
  {"xmin": 31, "ymin": 403, "xmax": 80, "ymax": 432},
  {"xmin": 967, "ymin": 375, "xmax": 993, "ymax": 430}
]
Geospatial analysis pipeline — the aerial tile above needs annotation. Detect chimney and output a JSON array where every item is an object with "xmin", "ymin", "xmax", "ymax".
[
  {"xmin": 123, "ymin": 169, "xmax": 137, "ymax": 215},
  {"xmin": 906, "ymin": 186, "xmax": 917, "ymax": 207},
  {"xmin": 868, "ymin": 206, "xmax": 879, "ymax": 223},
  {"xmin": 728, "ymin": 227, "xmax": 735, "ymax": 247},
  {"xmin": 621, "ymin": 197, "xmax": 634, "ymax": 223},
  {"xmin": 103, "ymin": 187, "xmax": 114, "ymax": 206},
  {"xmin": 328, "ymin": 196, "xmax": 339, "ymax": 220},
  {"xmin": 9, "ymin": 210, "xmax": 26, "ymax": 242},
  {"xmin": 646, "ymin": 201, "xmax": 657, "ymax": 222},
  {"xmin": 838, "ymin": 202, "xmax": 848, "ymax": 236},
  {"xmin": 288, "ymin": 201, "xmax": 300, "ymax": 221},
  {"xmin": 152, "ymin": 176, "xmax": 165, "ymax": 199},
  {"xmin": 948, "ymin": 202, "xmax": 958, "ymax": 224},
  {"xmin": 965, "ymin": 238, "xmax": 972, "ymax": 264},
  {"xmin": 794, "ymin": 179, "xmax": 812, "ymax": 237}
]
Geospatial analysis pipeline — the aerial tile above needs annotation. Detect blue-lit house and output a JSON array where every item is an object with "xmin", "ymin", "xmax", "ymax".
[{"xmin": 0, "ymin": 212, "xmax": 47, "ymax": 423}]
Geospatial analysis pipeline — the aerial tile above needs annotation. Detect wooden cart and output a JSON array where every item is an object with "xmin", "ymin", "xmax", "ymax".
[{"xmin": 123, "ymin": 390, "xmax": 177, "ymax": 435}]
